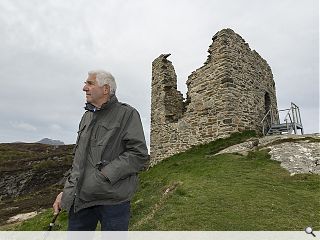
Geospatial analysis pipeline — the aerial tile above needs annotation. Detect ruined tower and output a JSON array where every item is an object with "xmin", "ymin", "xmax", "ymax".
[{"xmin": 150, "ymin": 28, "xmax": 278, "ymax": 166}]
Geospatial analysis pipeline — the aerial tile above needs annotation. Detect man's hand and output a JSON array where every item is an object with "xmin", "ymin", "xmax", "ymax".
[{"xmin": 52, "ymin": 192, "xmax": 63, "ymax": 214}]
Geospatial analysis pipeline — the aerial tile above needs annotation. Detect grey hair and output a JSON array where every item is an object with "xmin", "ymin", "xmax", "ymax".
[{"xmin": 88, "ymin": 70, "xmax": 117, "ymax": 96}]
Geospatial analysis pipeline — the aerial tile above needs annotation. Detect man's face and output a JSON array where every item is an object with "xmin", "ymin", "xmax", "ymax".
[{"xmin": 83, "ymin": 75, "xmax": 110, "ymax": 107}]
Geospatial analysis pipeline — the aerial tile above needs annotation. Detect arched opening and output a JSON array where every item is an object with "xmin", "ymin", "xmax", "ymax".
[{"xmin": 264, "ymin": 92, "xmax": 271, "ymax": 115}]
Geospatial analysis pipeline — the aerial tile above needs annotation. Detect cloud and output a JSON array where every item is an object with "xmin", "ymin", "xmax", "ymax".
[
  {"xmin": 10, "ymin": 121, "xmax": 37, "ymax": 131},
  {"xmin": 49, "ymin": 124, "xmax": 62, "ymax": 131}
]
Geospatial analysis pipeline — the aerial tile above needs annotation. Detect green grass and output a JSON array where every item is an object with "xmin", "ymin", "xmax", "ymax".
[
  {"xmin": 0, "ymin": 144, "xmax": 44, "ymax": 161},
  {"xmin": 3, "ymin": 131, "xmax": 319, "ymax": 230},
  {"xmin": 130, "ymin": 149, "xmax": 319, "ymax": 230},
  {"xmin": 0, "ymin": 209, "xmax": 68, "ymax": 231}
]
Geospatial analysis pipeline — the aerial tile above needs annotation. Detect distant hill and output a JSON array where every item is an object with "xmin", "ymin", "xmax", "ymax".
[{"xmin": 37, "ymin": 138, "xmax": 64, "ymax": 145}]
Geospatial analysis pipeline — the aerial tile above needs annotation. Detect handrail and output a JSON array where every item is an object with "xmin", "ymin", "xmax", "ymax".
[
  {"xmin": 278, "ymin": 108, "xmax": 291, "ymax": 112},
  {"xmin": 261, "ymin": 108, "xmax": 272, "ymax": 123},
  {"xmin": 260, "ymin": 102, "xmax": 303, "ymax": 135},
  {"xmin": 261, "ymin": 108, "xmax": 273, "ymax": 135}
]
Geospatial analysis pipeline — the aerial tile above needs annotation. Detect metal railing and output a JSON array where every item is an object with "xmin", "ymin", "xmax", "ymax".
[
  {"xmin": 261, "ymin": 108, "xmax": 273, "ymax": 136},
  {"xmin": 261, "ymin": 102, "xmax": 303, "ymax": 135},
  {"xmin": 281, "ymin": 102, "xmax": 303, "ymax": 134}
]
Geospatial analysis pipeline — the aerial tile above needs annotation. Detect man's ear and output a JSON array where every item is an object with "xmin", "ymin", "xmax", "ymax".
[{"xmin": 104, "ymin": 84, "xmax": 110, "ymax": 95}]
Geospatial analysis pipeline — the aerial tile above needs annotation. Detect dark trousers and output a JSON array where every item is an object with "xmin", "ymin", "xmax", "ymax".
[{"xmin": 68, "ymin": 201, "xmax": 130, "ymax": 231}]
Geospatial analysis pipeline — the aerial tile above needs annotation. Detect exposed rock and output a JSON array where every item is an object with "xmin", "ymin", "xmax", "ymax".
[
  {"xmin": 214, "ymin": 137, "xmax": 260, "ymax": 156},
  {"xmin": 268, "ymin": 140, "xmax": 320, "ymax": 175},
  {"xmin": 7, "ymin": 211, "xmax": 38, "ymax": 223},
  {"xmin": 0, "ymin": 171, "xmax": 34, "ymax": 199},
  {"xmin": 215, "ymin": 134, "xmax": 320, "ymax": 175}
]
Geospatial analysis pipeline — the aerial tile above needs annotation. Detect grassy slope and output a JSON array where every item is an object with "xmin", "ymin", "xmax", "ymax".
[
  {"xmin": 0, "ymin": 143, "xmax": 73, "ymax": 226},
  {"xmin": 2, "ymin": 131, "xmax": 319, "ymax": 231}
]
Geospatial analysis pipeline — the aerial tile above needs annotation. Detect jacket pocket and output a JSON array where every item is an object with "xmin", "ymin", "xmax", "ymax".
[
  {"xmin": 95, "ymin": 168, "xmax": 109, "ymax": 183},
  {"xmin": 80, "ymin": 168, "xmax": 137, "ymax": 202},
  {"xmin": 91, "ymin": 122, "xmax": 120, "ymax": 146}
]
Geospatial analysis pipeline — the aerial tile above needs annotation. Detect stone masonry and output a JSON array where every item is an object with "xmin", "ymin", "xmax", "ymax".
[{"xmin": 150, "ymin": 28, "xmax": 279, "ymax": 166}]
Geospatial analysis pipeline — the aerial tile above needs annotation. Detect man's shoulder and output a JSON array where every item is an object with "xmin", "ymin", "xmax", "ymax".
[
  {"xmin": 82, "ymin": 110, "xmax": 93, "ymax": 118},
  {"xmin": 116, "ymin": 101, "xmax": 135, "ymax": 112}
]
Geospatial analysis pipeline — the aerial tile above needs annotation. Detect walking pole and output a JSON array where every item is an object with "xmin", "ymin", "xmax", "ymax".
[
  {"xmin": 43, "ymin": 210, "xmax": 60, "ymax": 240},
  {"xmin": 48, "ymin": 210, "xmax": 60, "ymax": 231}
]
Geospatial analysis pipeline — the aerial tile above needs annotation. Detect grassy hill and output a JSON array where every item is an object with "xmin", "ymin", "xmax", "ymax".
[
  {"xmin": 0, "ymin": 143, "xmax": 73, "ymax": 226},
  {"xmin": 1, "ymin": 131, "xmax": 319, "ymax": 231}
]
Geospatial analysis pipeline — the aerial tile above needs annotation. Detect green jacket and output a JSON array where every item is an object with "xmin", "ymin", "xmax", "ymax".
[{"xmin": 61, "ymin": 96, "xmax": 149, "ymax": 213}]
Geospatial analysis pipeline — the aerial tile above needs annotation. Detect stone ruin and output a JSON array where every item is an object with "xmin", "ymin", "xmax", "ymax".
[{"xmin": 150, "ymin": 28, "xmax": 279, "ymax": 166}]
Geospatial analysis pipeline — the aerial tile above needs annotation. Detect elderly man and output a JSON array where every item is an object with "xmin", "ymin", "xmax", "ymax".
[{"xmin": 53, "ymin": 70, "xmax": 149, "ymax": 231}]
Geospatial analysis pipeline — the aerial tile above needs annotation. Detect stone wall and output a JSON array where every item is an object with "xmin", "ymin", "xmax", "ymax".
[{"xmin": 150, "ymin": 28, "xmax": 279, "ymax": 166}]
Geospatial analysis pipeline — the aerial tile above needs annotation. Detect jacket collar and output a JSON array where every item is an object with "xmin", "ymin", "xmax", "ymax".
[{"xmin": 84, "ymin": 95, "xmax": 118, "ymax": 112}]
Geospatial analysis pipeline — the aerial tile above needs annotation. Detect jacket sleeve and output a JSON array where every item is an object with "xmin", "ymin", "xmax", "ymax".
[{"xmin": 101, "ymin": 109, "xmax": 149, "ymax": 184}]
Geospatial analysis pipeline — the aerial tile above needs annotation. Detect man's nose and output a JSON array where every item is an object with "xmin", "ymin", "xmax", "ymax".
[{"xmin": 83, "ymin": 84, "xmax": 88, "ymax": 91}]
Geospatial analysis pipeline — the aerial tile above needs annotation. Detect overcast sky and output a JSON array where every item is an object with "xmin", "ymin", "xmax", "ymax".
[{"xmin": 0, "ymin": 0, "xmax": 318, "ymax": 145}]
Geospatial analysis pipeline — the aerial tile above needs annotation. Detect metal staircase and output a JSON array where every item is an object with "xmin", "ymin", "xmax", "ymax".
[{"xmin": 261, "ymin": 102, "xmax": 304, "ymax": 136}]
